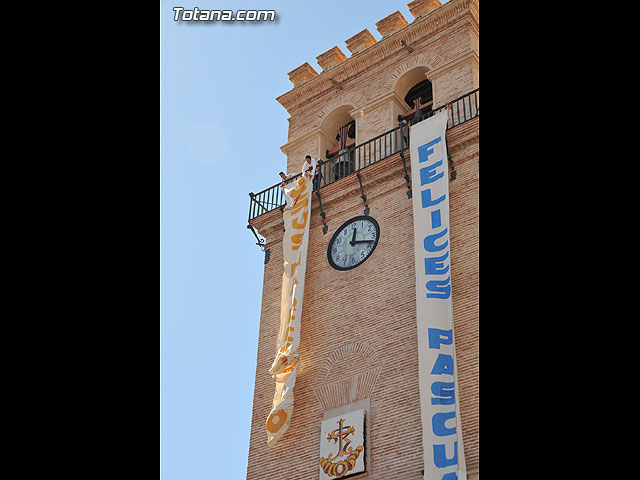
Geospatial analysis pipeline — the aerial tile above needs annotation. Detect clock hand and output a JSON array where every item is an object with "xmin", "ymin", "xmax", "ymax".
[
  {"xmin": 350, "ymin": 226, "xmax": 357, "ymax": 246},
  {"xmin": 352, "ymin": 239, "xmax": 374, "ymax": 244}
]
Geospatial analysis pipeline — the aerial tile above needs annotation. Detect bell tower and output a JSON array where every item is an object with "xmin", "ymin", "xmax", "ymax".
[{"xmin": 246, "ymin": 0, "xmax": 478, "ymax": 478}]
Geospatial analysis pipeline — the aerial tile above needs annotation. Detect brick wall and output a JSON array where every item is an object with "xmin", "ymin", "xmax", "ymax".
[
  {"xmin": 248, "ymin": 0, "xmax": 478, "ymax": 477},
  {"xmin": 248, "ymin": 117, "xmax": 478, "ymax": 479}
]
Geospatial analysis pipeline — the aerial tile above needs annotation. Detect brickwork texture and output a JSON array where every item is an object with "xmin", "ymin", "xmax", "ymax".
[{"xmin": 247, "ymin": 0, "xmax": 478, "ymax": 478}]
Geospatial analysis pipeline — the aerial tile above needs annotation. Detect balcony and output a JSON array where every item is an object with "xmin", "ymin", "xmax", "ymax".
[{"xmin": 248, "ymin": 88, "xmax": 478, "ymax": 227}]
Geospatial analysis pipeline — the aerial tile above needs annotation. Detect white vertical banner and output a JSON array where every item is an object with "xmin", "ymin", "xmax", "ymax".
[
  {"xmin": 265, "ymin": 172, "xmax": 313, "ymax": 446},
  {"xmin": 409, "ymin": 110, "xmax": 466, "ymax": 480}
]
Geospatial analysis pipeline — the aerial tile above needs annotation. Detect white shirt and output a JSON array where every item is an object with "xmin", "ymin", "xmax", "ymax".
[
  {"xmin": 302, "ymin": 158, "xmax": 317, "ymax": 177},
  {"xmin": 280, "ymin": 173, "xmax": 296, "ymax": 189}
]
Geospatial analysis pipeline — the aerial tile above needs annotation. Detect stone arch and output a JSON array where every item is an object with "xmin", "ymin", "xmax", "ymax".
[
  {"xmin": 393, "ymin": 66, "xmax": 432, "ymax": 105},
  {"xmin": 316, "ymin": 94, "xmax": 365, "ymax": 162},
  {"xmin": 313, "ymin": 342, "xmax": 382, "ymax": 411},
  {"xmin": 384, "ymin": 50, "xmax": 447, "ymax": 97},
  {"xmin": 319, "ymin": 104, "xmax": 354, "ymax": 141},
  {"xmin": 314, "ymin": 91, "xmax": 368, "ymax": 131},
  {"xmin": 317, "ymin": 342, "xmax": 379, "ymax": 381}
]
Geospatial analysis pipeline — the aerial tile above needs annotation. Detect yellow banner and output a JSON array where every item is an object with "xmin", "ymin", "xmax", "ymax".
[{"xmin": 266, "ymin": 172, "xmax": 313, "ymax": 446}]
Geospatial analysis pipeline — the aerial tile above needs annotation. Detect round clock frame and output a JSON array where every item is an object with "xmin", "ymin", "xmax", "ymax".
[{"xmin": 327, "ymin": 215, "xmax": 380, "ymax": 271}]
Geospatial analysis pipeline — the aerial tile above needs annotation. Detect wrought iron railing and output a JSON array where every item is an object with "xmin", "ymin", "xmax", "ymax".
[{"xmin": 248, "ymin": 88, "xmax": 478, "ymax": 223}]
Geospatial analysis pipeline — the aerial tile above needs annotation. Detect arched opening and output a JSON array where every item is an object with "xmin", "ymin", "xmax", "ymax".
[
  {"xmin": 320, "ymin": 105, "xmax": 357, "ymax": 181},
  {"xmin": 393, "ymin": 66, "xmax": 433, "ymax": 124},
  {"xmin": 404, "ymin": 79, "xmax": 432, "ymax": 111}
]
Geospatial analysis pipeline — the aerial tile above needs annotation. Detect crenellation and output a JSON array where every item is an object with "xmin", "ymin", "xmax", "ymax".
[
  {"xmin": 375, "ymin": 11, "xmax": 409, "ymax": 38},
  {"xmin": 316, "ymin": 46, "xmax": 348, "ymax": 71},
  {"xmin": 345, "ymin": 29, "xmax": 377, "ymax": 55},
  {"xmin": 287, "ymin": 62, "xmax": 319, "ymax": 87},
  {"xmin": 278, "ymin": 0, "xmax": 475, "ymax": 111},
  {"xmin": 407, "ymin": 0, "xmax": 442, "ymax": 19}
]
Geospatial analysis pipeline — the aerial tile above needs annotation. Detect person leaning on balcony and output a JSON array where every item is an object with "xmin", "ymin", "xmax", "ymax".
[
  {"xmin": 302, "ymin": 155, "xmax": 317, "ymax": 178},
  {"xmin": 302, "ymin": 155, "xmax": 318, "ymax": 190},
  {"xmin": 279, "ymin": 171, "xmax": 295, "ymax": 189}
]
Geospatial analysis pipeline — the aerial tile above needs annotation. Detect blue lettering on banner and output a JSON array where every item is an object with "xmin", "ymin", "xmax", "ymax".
[
  {"xmin": 425, "ymin": 251, "xmax": 450, "ymax": 276},
  {"xmin": 431, "ymin": 381, "xmax": 455, "ymax": 405},
  {"xmin": 426, "ymin": 277, "xmax": 451, "ymax": 299},
  {"xmin": 418, "ymin": 137, "xmax": 458, "ymax": 480},
  {"xmin": 418, "ymin": 137, "xmax": 442, "ymax": 164},
  {"xmin": 424, "ymin": 229, "xmax": 448, "ymax": 253},
  {"xmin": 433, "ymin": 441, "xmax": 458, "ymax": 467},
  {"xmin": 421, "ymin": 188, "xmax": 445, "ymax": 208},
  {"xmin": 420, "ymin": 159, "xmax": 444, "ymax": 185},
  {"xmin": 431, "ymin": 353, "xmax": 454, "ymax": 375},
  {"xmin": 432, "ymin": 411, "xmax": 456, "ymax": 436},
  {"xmin": 428, "ymin": 328, "xmax": 453, "ymax": 349},
  {"xmin": 427, "ymin": 327, "xmax": 458, "ymax": 476},
  {"xmin": 418, "ymin": 130, "xmax": 458, "ymax": 477},
  {"xmin": 418, "ymin": 136, "xmax": 451, "ymax": 300},
  {"xmin": 431, "ymin": 210, "xmax": 442, "ymax": 228}
]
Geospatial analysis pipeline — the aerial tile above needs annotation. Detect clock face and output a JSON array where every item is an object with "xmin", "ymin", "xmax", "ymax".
[{"xmin": 327, "ymin": 215, "xmax": 380, "ymax": 271}]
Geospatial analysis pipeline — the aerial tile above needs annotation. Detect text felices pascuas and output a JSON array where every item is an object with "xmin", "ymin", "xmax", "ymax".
[
  {"xmin": 418, "ymin": 136, "xmax": 451, "ymax": 299},
  {"xmin": 427, "ymin": 327, "xmax": 459, "ymax": 479},
  {"xmin": 418, "ymin": 134, "xmax": 459, "ymax": 479}
]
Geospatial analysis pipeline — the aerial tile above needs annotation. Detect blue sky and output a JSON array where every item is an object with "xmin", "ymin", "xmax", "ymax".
[{"xmin": 160, "ymin": 1, "xmax": 448, "ymax": 478}]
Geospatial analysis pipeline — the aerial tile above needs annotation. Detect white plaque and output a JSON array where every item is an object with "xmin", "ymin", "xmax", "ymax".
[{"xmin": 319, "ymin": 409, "xmax": 366, "ymax": 479}]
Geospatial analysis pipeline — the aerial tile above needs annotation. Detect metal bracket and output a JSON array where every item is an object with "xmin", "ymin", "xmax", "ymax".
[
  {"xmin": 248, "ymin": 192, "xmax": 269, "ymax": 216},
  {"xmin": 399, "ymin": 151, "xmax": 412, "ymax": 199},
  {"xmin": 399, "ymin": 122, "xmax": 412, "ymax": 198},
  {"xmin": 315, "ymin": 171, "xmax": 328, "ymax": 234},
  {"xmin": 448, "ymin": 154, "xmax": 457, "ymax": 181},
  {"xmin": 264, "ymin": 248, "xmax": 271, "ymax": 265},
  {"xmin": 247, "ymin": 224, "xmax": 266, "ymax": 252},
  {"xmin": 446, "ymin": 141, "xmax": 456, "ymax": 181},
  {"xmin": 356, "ymin": 172, "xmax": 370, "ymax": 216},
  {"xmin": 280, "ymin": 204, "xmax": 286, "ymax": 232}
]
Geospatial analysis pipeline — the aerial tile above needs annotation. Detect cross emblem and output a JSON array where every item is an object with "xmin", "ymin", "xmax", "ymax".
[{"xmin": 326, "ymin": 418, "xmax": 355, "ymax": 461}]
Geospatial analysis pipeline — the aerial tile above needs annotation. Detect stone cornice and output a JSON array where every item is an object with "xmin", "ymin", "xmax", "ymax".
[
  {"xmin": 425, "ymin": 49, "xmax": 478, "ymax": 81},
  {"xmin": 280, "ymin": 125, "xmax": 325, "ymax": 156},
  {"xmin": 279, "ymin": 91, "xmax": 409, "ymax": 156},
  {"xmin": 356, "ymin": 90, "xmax": 410, "ymax": 116},
  {"xmin": 276, "ymin": 0, "xmax": 475, "ymax": 115}
]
